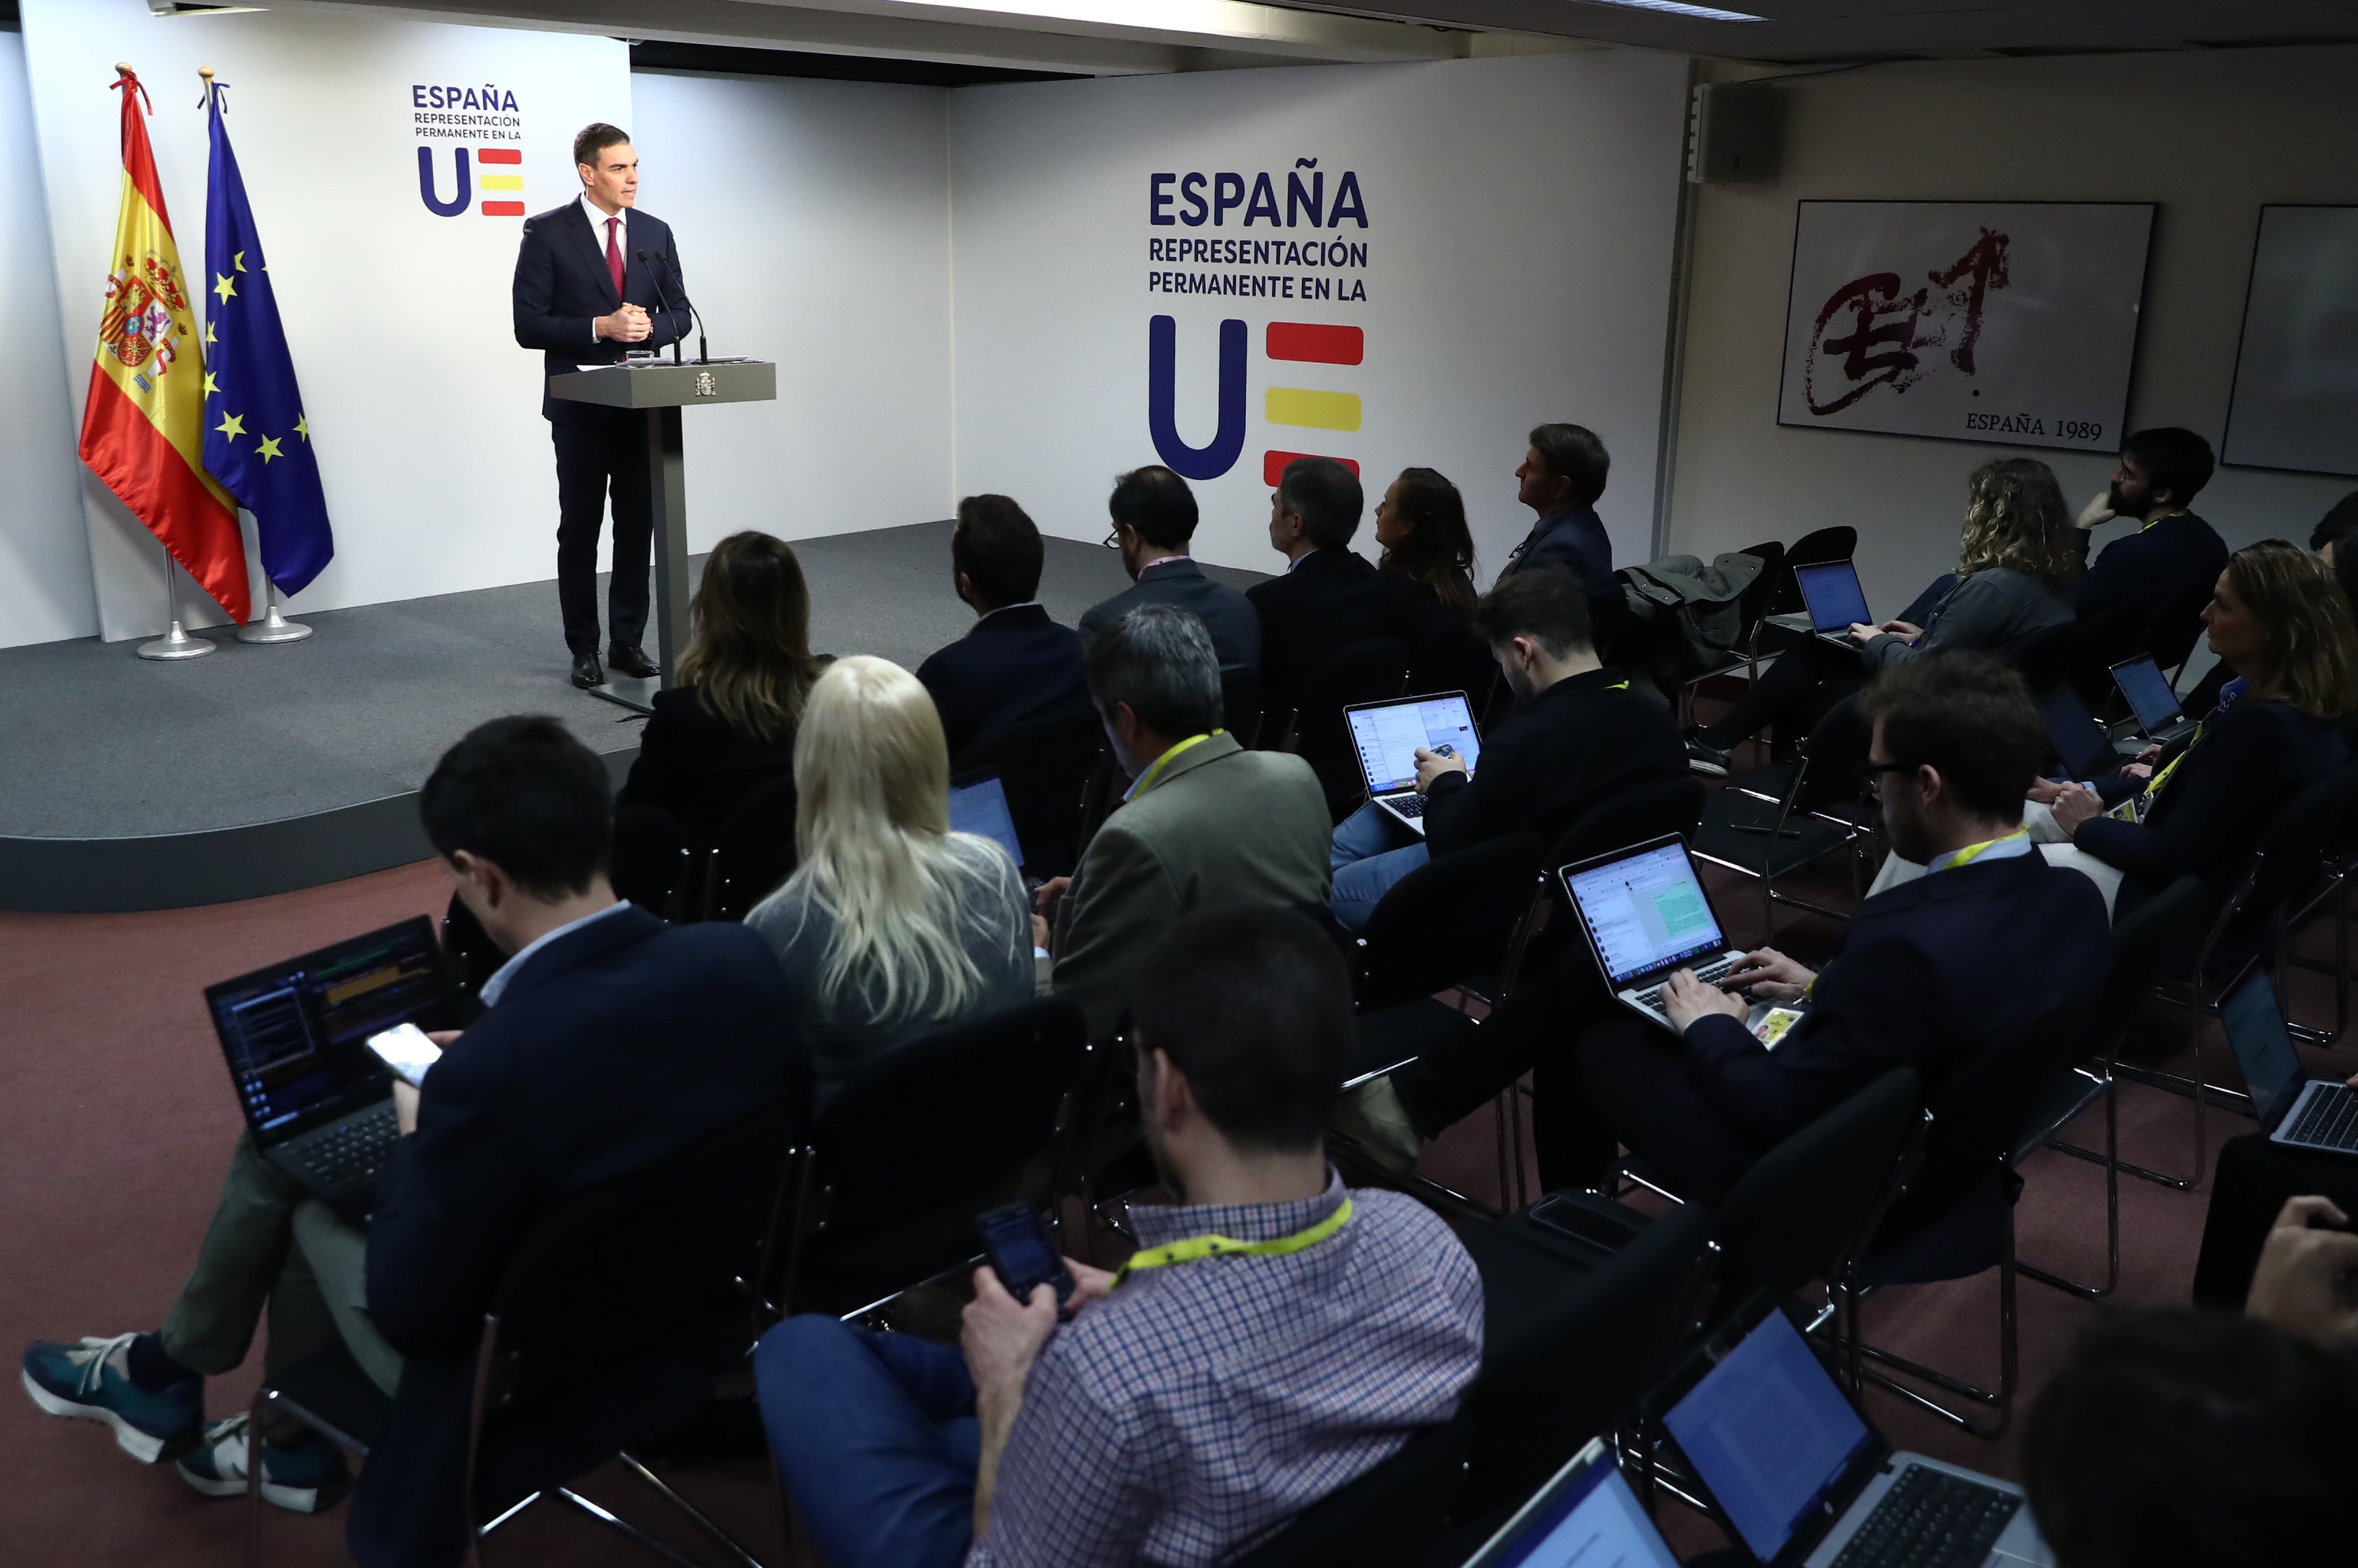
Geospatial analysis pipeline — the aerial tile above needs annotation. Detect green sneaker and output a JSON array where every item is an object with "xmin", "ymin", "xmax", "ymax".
[
  {"xmin": 21, "ymin": 1333, "xmax": 202, "ymax": 1464},
  {"xmin": 176, "ymin": 1412, "xmax": 352, "ymax": 1513}
]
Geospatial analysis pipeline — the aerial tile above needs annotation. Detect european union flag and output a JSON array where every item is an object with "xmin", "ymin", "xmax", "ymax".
[{"xmin": 202, "ymin": 82, "xmax": 332, "ymax": 596}]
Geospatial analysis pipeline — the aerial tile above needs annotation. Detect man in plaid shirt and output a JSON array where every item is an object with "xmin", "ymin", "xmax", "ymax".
[{"xmin": 758, "ymin": 906, "xmax": 1485, "ymax": 1567}]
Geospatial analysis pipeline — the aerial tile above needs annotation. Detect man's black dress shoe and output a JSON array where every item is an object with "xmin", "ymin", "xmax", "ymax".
[
  {"xmin": 571, "ymin": 654, "xmax": 606, "ymax": 689},
  {"xmin": 608, "ymin": 644, "xmax": 660, "ymax": 680}
]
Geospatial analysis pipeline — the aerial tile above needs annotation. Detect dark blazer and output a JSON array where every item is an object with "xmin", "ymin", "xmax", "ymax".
[
  {"xmin": 916, "ymin": 604, "xmax": 1092, "ymax": 760},
  {"xmin": 1681, "ymin": 852, "xmax": 2108, "ymax": 1156},
  {"xmin": 1421, "ymin": 666, "xmax": 1687, "ymax": 859},
  {"xmin": 1079, "ymin": 558, "xmax": 1263, "ymax": 671},
  {"xmin": 2079, "ymin": 692, "xmax": 2350, "ymax": 910},
  {"xmin": 349, "ymin": 907, "xmax": 798, "ymax": 1568},
  {"xmin": 512, "ymin": 202, "xmax": 693, "ymax": 425},
  {"xmin": 1500, "ymin": 505, "xmax": 1613, "ymax": 594},
  {"xmin": 615, "ymin": 683, "xmax": 799, "ymax": 849},
  {"xmin": 1246, "ymin": 548, "xmax": 1439, "ymax": 722},
  {"xmin": 2073, "ymin": 511, "xmax": 2228, "ymax": 620}
]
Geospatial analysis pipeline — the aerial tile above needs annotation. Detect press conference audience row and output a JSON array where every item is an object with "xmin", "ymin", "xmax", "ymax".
[{"xmin": 28, "ymin": 406, "xmax": 2358, "ymax": 1568}]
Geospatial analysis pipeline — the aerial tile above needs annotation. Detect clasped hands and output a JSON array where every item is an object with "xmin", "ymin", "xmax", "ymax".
[
  {"xmin": 595, "ymin": 302, "xmax": 653, "ymax": 343},
  {"xmin": 1658, "ymin": 947, "xmax": 1815, "ymax": 1033}
]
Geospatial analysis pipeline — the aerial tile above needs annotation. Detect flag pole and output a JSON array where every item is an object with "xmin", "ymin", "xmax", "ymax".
[
  {"xmin": 237, "ymin": 578, "xmax": 313, "ymax": 643},
  {"xmin": 137, "ymin": 541, "xmax": 216, "ymax": 661}
]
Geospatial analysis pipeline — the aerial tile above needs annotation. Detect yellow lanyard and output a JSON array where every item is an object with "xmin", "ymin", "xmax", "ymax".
[
  {"xmin": 2141, "ymin": 723, "xmax": 2204, "ymax": 803},
  {"xmin": 2139, "ymin": 509, "xmax": 2188, "ymax": 533},
  {"xmin": 1111, "ymin": 1197, "xmax": 1353, "ymax": 1288},
  {"xmin": 1930, "ymin": 828, "xmax": 2029, "ymax": 873},
  {"xmin": 1129, "ymin": 730, "xmax": 1223, "ymax": 799}
]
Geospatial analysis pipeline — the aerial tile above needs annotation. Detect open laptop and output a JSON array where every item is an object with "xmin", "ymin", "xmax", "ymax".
[
  {"xmin": 950, "ymin": 768, "xmax": 1032, "ymax": 878},
  {"xmin": 1559, "ymin": 835, "xmax": 1772, "ymax": 1034},
  {"xmin": 2221, "ymin": 967, "xmax": 2358, "ymax": 1156},
  {"xmin": 1656, "ymin": 1293, "xmax": 2053, "ymax": 1568},
  {"xmin": 2037, "ymin": 683, "xmax": 2123, "ymax": 783},
  {"xmin": 1343, "ymin": 690, "xmax": 1483, "ymax": 835},
  {"xmin": 1461, "ymin": 1435, "xmax": 1681, "ymax": 1568},
  {"xmin": 206, "ymin": 917, "xmax": 459, "ymax": 1215},
  {"xmin": 2109, "ymin": 655, "xmax": 2199, "ymax": 745},
  {"xmin": 1792, "ymin": 560, "xmax": 1874, "ymax": 647}
]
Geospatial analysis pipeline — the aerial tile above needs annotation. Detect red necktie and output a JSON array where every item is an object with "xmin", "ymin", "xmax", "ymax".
[{"xmin": 604, "ymin": 216, "xmax": 624, "ymax": 298}]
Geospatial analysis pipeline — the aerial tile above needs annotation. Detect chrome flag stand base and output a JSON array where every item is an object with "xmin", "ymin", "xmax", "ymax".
[
  {"xmin": 137, "ymin": 556, "xmax": 217, "ymax": 661},
  {"xmin": 236, "ymin": 583, "xmax": 312, "ymax": 644}
]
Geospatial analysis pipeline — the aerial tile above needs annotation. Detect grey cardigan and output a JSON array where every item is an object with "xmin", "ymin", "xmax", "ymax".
[
  {"xmin": 746, "ymin": 831, "xmax": 1033, "ymax": 1109},
  {"xmin": 1859, "ymin": 566, "xmax": 2072, "ymax": 672}
]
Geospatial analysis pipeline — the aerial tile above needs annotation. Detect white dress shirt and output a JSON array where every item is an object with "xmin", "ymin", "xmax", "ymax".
[{"xmin": 581, "ymin": 196, "xmax": 628, "ymax": 344}]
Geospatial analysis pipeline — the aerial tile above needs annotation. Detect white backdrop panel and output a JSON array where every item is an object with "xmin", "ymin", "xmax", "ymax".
[
  {"xmin": 947, "ymin": 51, "xmax": 1690, "ymax": 581},
  {"xmin": 22, "ymin": 0, "xmax": 628, "ymax": 640},
  {"xmin": 630, "ymin": 71, "xmax": 953, "ymax": 551},
  {"xmin": 2223, "ymin": 205, "xmax": 2358, "ymax": 479},
  {"xmin": 1777, "ymin": 200, "xmax": 2155, "ymax": 454},
  {"xmin": 0, "ymin": 32, "xmax": 95, "ymax": 650}
]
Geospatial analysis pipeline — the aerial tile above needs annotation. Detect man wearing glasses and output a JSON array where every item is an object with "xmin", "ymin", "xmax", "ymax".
[{"xmin": 1562, "ymin": 653, "xmax": 2109, "ymax": 1203}]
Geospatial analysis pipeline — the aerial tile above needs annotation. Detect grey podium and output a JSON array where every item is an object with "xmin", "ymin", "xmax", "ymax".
[{"xmin": 547, "ymin": 357, "xmax": 778, "ymax": 715}]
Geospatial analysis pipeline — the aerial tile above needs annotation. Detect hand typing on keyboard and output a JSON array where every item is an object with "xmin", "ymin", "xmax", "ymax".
[
  {"xmin": 1659, "ymin": 968, "xmax": 1751, "ymax": 1035},
  {"xmin": 1721, "ymin": 947, "xmax": 1817, "ymax": 1002}
]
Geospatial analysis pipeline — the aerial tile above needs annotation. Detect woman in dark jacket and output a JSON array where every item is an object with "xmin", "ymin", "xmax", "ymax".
[
  {"xmin": 2049, "ymin": 541, "xmax": 2357, "ymax": 916},
  {"xmin": 1374, "ymin": 467, "xmax": 1477, "ymax": 614}
]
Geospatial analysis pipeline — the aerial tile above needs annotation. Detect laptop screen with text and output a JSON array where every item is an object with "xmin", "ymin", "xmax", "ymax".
[
  {"xmin": 1664, "ymin": 1306, "xmax": 1875, "ymax": 1565},
  {"xmin": 1347, "ymin": 694, "xmax": 1480, "ymax": 796},
  {"xmin": 1473, "ymin": 1439, "xmax": 1681, "ymax": 1568},
  {"xmin": 949, "ymin": 772, "xmax": 1027, "ymax": 872},
  {"xmin": 2112, "ymin": 657, "xmax": 2185, "ymax": 733},
  {"xmin": 1794, "ymin": 561, "xmax": 1871, "ymax": 633},
  {"xmin": 2222, "ymin": 969, "xmax": 2306, "ymax": 1128},
  {"xmin": 1563, "ymin": 841, "xmax": 1728, "ymax": 986}
]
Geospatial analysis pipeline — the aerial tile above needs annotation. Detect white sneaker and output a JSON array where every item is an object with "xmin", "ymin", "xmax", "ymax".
[{"xmin": 174, "ymin": 1412, "xmax": 351, "ymax": 1513}]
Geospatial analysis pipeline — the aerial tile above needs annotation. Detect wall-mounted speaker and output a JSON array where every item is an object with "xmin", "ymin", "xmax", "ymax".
[{"xmin": 1688, "ymin": 81, "xmax": 1780, "ymax": 184}]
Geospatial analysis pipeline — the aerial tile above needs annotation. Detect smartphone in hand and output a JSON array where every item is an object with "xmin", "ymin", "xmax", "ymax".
[
  {"xmin": 365, "ymin": 1022, "xmax": 443, "ymax": 1088},
  {"xmin": 976, "ymin": 1203, "xmax": 1077, "ymax": 1310}
]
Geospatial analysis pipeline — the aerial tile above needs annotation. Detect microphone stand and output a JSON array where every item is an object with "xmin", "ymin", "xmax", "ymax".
[{"xmin": 636, "ymin": 247, "xmax": 683, "ymax": 365}]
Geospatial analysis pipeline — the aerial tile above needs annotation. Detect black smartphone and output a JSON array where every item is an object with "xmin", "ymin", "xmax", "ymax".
[
  {"xmin": 1526, "ymin": 1193, "xmax": 1648, "ymax": 1257},
  {"xmin": 976, "ymin": 1203, "xmax": 1077, "ymax": 1309}
]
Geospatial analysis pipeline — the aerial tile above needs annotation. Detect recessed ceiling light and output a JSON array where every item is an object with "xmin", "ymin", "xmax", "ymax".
[{"xmin": 1578, "ymin": 0, "xmax": 1768, "ymax": 20}]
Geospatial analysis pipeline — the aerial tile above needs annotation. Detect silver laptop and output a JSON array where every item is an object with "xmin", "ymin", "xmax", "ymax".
[
  {"xmin": 1460, "ymin": 1435, "xmax": 1680, "ymax": 1568},
  {"xmin": 1558, "ymin": 835, "xmax": 1769, "ymax": 1033},
  {"xmin": 1343, "ymin": 690, "xmax": 1482, "ymax": 835},
  {"xmin": 2221, "ymin": 968, "xmax": 2358, "ymax": 1157},
  {"xmin": 1656, "ymin": 1293, "xmax": 2052, "ymax": 1568},
  {"xmin": 1786, "ymin": 559, "xmax": 1874, "ymax": 647},
  {"xmin": 2109, "ymin": 655, "xmax": 2199, "ymax": 746}
]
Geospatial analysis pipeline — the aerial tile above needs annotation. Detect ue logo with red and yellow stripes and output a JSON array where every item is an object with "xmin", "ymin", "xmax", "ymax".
[
  {"xmin": 417, "ymin": 146, "xmax": 525, "ymax": 218},
  {"xmin": 1148, "ymin": 315, "xmax": 1362, "ymax": 485}
]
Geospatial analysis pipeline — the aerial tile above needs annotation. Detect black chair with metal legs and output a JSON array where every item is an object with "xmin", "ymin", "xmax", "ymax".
[
  {"xmin": 1281, "ymin": 637, "xmax": 1414, "ymax": 818},
  {"xmin": 1677, "ymin": 539, "xmax": 1785, "ymax": 729},
  {"xmin": 1226, "ymin": 1412, "xmax": 1474, "ymax": 1568},
  {"xmin": 2275, "ymin": 773, "xmax": 2358, "ymax": 1047},
  {"xmin": 1845, "ymin": 993, "xmax": 2102, "ymax": 1439},
  {"xmin": 702, "ymin": 773, "xmax": 802, "ymax": 922},
  {"xmin": 1692, "ymin": 699, "xmax": 1874, "ymax": 934},
  {"xmin": 1220, "ymin": 664, "xmax": 1266, "ymax": 752},
  {"xmin": 954, "ymin": 707, "xmax": 1108, "ymax": 880},
  {"xmin": 248, "ymin": 1101, "xmax": 798, "ymax": 1568}
]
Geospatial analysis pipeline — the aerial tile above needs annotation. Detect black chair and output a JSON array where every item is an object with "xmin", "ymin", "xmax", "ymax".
[
  {"xmin": 702, "ymin": 772, "xmax": 801, "ymax": 921},
  {"xmin": 1451, "ymin": 1198, "xmax": 1715, "ymax": 1523},
  {"xmin": 760, "ymin": 999, "xmax": 1089, "ymax": 1320},
  {"xmin": 440, "ymin": 892, "xmax": 504, "ymax": 1002},
  {"xmin": 1760, "ymin": 526, "xmax": 1857, "ymax": 618},
  {"xmin": 2146, "ymin": 575, "xmax": 2217, "ymax": 683},
  {"xmin": 1691, "ymin": 699, "xmax": 1873, "ymax": 932},
  {"xmin": 2008, "ymin": 619, "xmax": 2082, "ymax": 699},
  {"xmin": 1283, "ymin": 637, "xmax": 1414, "ymax": 818},
  {"xmin": 1353, "ymin": 834, "xmax": 1546, "ymax": 1012},
  {"xmin": 2061, "ymin": 595, "xmax": 2166, "ymax": 711},
  {"xmin": 954, "ymin": 706, "xmax": 1106, "ymax": 879},
  {"xmin": 1220, "ymin": 665, "xmax": 1266, "ymax": 750},
  {"xmin": 610, "ymin": 802, "xmax": 697, "ymax": 921},
  {"xmin": 1678, "ymin": 538, "xmax": 1786, "ymax": 727},
  {"xmin": 1406, "ymin": 612, "xmax": 1497, "ymax": 717},
  {"xmin": 1226, "ymin": 1412, "xmax": 1473, "ymax": 1568},
  {"xmin": 249, "ymin": 1102, "xmax": 798, "ymax": 1568},
  {"xmin": 1848, "ymin": 994, "xmax": 2102, "ymax": 1438}
]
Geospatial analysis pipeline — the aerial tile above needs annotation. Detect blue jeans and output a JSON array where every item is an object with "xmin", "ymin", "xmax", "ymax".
[
  {"xmin": 755, "ymin": 1316, "xmax": 980, "ymax": 1568},
  {"xmin": 1329, "ymin": 803, "xmax": 1430, "ymax": 933}
]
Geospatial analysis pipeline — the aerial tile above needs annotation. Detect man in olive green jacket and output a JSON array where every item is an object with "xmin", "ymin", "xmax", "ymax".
[{"xmin": 1036, "ymin": 605, "xmax": 1332, "ymax": 1043}]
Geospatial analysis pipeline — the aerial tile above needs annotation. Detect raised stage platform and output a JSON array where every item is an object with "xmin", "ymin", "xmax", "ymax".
[{"xmin": 0, "ymin": 522, "xmax": 1262, "ymax": 913}]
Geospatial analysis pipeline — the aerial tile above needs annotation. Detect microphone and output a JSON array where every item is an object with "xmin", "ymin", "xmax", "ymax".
[
  {"xmin": 637, "ymin": 247, "xmax": 710, "ymax": 365},
  {"xmin": 635, "ymin": 246, "xmax": 683, "ymax": 364}
]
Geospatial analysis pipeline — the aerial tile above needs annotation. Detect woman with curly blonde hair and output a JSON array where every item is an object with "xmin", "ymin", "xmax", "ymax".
[{"xmin": 1687, "ymin": 459, "xmax": 2077, "ymax": 775}]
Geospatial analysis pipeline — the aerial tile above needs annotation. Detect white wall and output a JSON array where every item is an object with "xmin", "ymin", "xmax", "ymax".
[
  {"xmin": 0, "ymin": 32, "xmax": 98, "ymax": 649},
  {"xmin": 631, "ymin": 70, "xmax": 953, "ymax": 550},
  {"xmin": 1668, "ymin": 45, "xmax": 2358, "ymax": 619},
  {"xmin": 947, "ymin": 51, "xmax": 1691, "ymax": 582}
]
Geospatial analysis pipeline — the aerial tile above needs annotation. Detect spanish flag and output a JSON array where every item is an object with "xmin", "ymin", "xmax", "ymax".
[{"xmin": 78, "ymin": 68, "xmax": 248, "ymax": 625}]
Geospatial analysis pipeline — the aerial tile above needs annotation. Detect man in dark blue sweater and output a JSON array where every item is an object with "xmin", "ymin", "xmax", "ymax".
[
  {"xmin": 2072, "ymin": 427, "xmax": 2229, "ymax": 620},
  {"xmin": 916, "ymin": 494, "xmax": 1091, "ymax": 760}
]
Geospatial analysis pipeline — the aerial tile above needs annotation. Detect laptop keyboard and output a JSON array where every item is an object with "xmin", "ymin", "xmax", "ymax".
[
  {"xmin": 2287, "ymin": 1084, "xmax": 2358, "ymax": 1152},
  {"xmin": 1384, "ymin": 794, "xmax": 1428, "ymax": 819},
  {"xmin": 1830, "ymin": 1464, "xmax": 2020, "ymax": 1568},
  {"xmin": 1633, "ymin": 956, "xmax": 1737, "ymax": 1014},
  {"xmin": 286, "ymin": 1106, "xmax": 400, "ymax": 1190}
]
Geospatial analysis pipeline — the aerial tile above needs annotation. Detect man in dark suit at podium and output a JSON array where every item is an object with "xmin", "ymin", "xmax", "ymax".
[{"xmin": 513, "ymin": 123, "xmax": 693, "ymax": 689}]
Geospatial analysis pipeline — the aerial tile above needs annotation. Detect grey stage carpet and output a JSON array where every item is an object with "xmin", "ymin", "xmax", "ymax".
[{"xmin": 0, "ymin": 522, "xmax": 1262, "ymax": 839}]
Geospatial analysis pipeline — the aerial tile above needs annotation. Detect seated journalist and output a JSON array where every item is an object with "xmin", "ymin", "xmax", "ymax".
[
  {"xmin": 1327, "ymin": 565, "xmax": 1687, "ymax": 931},
  {"xmin": 22, "ymin": 717, "xmax": 797, "ymax": 1567},
  {"xmin": 2068, "ymin": 426, "xmax": 2230, "ymax": 620},
  {"xmin": 1035, "ymin": 605, "xmax": 1331, "ymax": 1044},
  {"xmin": 1374, "ymin": 466, "xmax": 1478, "ymax": 614},
  {"xmin": 917, "ymin": 494, "xmax": 1091, "ymax": 760},
  {"xmin": 1081, "ymin": 465, "xmax": 1262, "ymax": 672},
  {"xmin": 755, "ymin": 905, "xmax": 1485, "ymax": 1568},
  {"xmin": 1571, "ymin": 654, "xmax": 2107, "ymax": 1203}
]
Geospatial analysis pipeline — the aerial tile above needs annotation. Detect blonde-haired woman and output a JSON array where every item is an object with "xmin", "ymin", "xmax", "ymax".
[
  {"xmin": 2048, "ymin": 540, "xmax": 2356, "ymax": 918},
  {"xmin": 745, "ymin": 655, "xmax": 1032, "ymax": 1106},
  {"xmin": 1688, "ymin": 458, "xmax": 2077, "ymax": 773}
]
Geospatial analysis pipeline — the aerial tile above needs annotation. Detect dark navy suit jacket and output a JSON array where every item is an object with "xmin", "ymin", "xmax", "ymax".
[
  {"xmin": 1681, "ymin": 852, "xmax": 2108, "ymax": 1156},
  {"xmin": 915, "ymin": 603, "xmax": 1092, "ymax": 761},
  {"xmin": 1501, "ymin": 505, "xmax": 1614, "ymax": 594},
  {"xmin": 512, "ymin": 202, "xmax": 693, "ymax": 425},
  {"xmin": 348, "ymin": 906, "xmax": 796, "ymax": 1568},
  {"xmin": 2073, "ymin": 511, "xmax": 2228, "ymax": 619},
  {"xmin": 1245, "ymin": 548, "xmax": 1440, "ymax": 723},
  {"xmin": 1080, "ymin": 558, "xmax": 1263, "ymax": 671}
]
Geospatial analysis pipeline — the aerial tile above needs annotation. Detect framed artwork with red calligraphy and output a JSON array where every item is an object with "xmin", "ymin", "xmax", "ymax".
[{"xmin": 1777, "ymin": 200, "xmax": 2154, "ymax": 453}]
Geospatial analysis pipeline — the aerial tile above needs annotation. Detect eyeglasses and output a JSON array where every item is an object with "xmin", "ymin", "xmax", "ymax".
[
  {"xmin": 1101, "ymin": 528, "xmax": 1121, "ymax": 549},
  {"xmin": 1863, "ymin": 760, "xmax": 1919, "ymax": 796}
]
